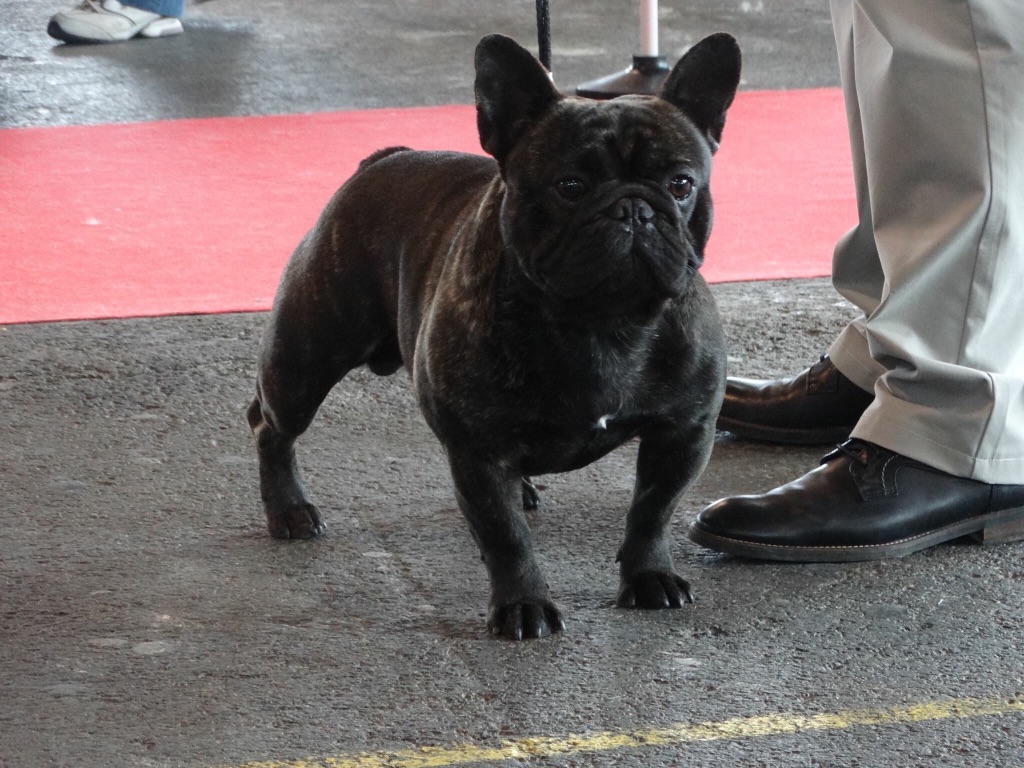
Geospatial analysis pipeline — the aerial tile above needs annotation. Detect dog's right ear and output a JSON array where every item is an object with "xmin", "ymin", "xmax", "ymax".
[{"xmin": 475, "ymin": 34, "xmax": 562, "ymax": 165}]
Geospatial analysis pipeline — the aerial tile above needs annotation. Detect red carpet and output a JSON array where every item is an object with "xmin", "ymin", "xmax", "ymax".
[{"xmin": 0, "ymin": 89, "xmax": 853, "ymax": 325}]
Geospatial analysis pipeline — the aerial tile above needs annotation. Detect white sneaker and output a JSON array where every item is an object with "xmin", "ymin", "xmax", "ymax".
[{"xmin": 48, "ymin": 0, "xmax": 184, "ymax": 43}]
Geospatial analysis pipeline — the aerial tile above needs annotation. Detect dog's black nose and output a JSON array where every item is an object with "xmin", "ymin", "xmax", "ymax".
[{"xmin": 607, "ymin": 197, "xmax": 655, "ymax": 225}]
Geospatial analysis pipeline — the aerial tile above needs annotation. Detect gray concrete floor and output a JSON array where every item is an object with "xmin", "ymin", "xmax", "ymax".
[{"xmin": 3, "ymin": 2, "xmax": 1024, "ymax": 767}]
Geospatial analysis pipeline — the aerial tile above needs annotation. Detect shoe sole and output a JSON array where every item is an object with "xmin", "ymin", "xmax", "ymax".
[
  {"xmin": 688, "ymin": 505, "xmax": 1024, "ymax": 563},
  {"xmin": 47, "ymin": 17, "xmax": 183, "ymax": 44},
  {"xmin": 48, "ymin": 19, "xmax": 103, "ymax": 43},
  {"xmin": 716, "ymin": 415, "xmax": 853, "ymax": 445}
]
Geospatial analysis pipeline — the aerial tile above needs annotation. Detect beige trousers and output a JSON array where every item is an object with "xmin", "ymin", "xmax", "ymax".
[{"xmin": 826, "ymin": 0, "xmax": 1024, "ymax": 483}]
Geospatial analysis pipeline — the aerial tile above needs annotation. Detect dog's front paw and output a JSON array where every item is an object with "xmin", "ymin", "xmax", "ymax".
[
  {"xmin": 488, "ymin": 599, "xmax": 566, "ymax": 640},
  {"xmin": 617, "ymin": 570, "xmax": 694, "ymax": 609},
  {"xmin": 265, "ymin": 502, "xmax": 326, "ymax": 540}
]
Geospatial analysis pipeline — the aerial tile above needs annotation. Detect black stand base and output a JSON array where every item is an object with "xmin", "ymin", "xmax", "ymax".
[{"xmin": 575, "ymin": 55, "xmax": 670, "ymax": 99}]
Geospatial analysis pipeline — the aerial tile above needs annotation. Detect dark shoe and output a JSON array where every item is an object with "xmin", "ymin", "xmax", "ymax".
[
  {"xmin": 717, "ymin": 355, "xmax": 873, "ymax": 444},
  {"xmin": 689, "ymin": 439, "xmax": 1024, "ymax": 562}
]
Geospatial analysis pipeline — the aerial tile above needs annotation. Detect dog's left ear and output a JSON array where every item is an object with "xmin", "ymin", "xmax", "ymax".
[
  {"xmin": 475, "ymin": 34, "xmax": 562, "ymax": 165},
  {"xmin": 659, "ymin": 32, "xmax": 742, "ymax": 152}
]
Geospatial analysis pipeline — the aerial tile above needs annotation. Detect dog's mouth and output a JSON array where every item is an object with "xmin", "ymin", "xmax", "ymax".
[{"xmin": 532, "ymin": 202, "xmax": 693, "ymax": 310}]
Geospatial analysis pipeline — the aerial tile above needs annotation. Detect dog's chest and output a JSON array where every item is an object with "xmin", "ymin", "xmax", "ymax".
[{"xmin": 512, "ymin": 403, "xmax": 648, "ymax": 475}]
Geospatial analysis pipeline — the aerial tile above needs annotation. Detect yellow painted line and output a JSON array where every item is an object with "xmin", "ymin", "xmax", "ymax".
[{"xmin": 224, "ymin": 695, "xmax": 1024, "ymax": 768}]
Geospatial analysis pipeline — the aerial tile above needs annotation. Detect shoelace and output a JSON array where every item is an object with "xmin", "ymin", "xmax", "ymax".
[
  {"xmin": 76, "ymin": 0, "xmax": 123, "ymax": 12},
  {"xmin": 824, "ymin": 439, "xmax": 883, "ymax": 470}
]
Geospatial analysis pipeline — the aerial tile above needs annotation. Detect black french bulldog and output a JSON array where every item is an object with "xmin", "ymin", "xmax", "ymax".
[{"xmin": 247, "ymin": 32, "xmax": 741, "ymax": 639}]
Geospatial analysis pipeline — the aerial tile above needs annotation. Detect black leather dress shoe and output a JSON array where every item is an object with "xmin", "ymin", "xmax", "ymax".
[
  {"xmin": 717, "ymin": 355, "xmax": 874, "ymax": 444},
  {"xmin": 689, "ymin": 440, "xmax": 1024, "ymax": 562}
]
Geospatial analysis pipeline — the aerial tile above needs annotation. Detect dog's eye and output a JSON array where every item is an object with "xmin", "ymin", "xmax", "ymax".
[
  {"xmin": 668, "ymin": 175, "xmax": 694, "ymax": 201},
  {"xmin": 555, "ymin": 177, "xmax": 588, "ymax": 201}
]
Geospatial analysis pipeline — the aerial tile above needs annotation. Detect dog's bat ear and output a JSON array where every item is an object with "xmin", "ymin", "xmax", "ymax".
[
  {"xmin": 659, "ymin": 32, "xmax": 741, "ymax": 152},
  {"xmin": 475, "ymin": 34, "xmax": 562, "ymax": 165}
]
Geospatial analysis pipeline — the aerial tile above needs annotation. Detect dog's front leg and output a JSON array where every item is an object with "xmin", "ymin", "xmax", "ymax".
[
  {"xmin": 616, "ymin": 422, "xmax": 715, "ymax": 608},
  {"xmin": 448, "ymin": 452, "xmax": 565, "ymax": 640}
]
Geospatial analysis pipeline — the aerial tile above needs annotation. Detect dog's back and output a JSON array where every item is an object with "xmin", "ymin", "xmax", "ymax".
[{"xmin": 356, "ymin": 145, "xmax": 414, "ymax": 172}]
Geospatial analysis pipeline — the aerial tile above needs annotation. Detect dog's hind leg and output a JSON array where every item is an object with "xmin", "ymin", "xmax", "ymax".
[
  {"xmin": 247, "ymin": 357, "xmax": 339, "ymax": 540},
  {"xmin": 248, "ymin": 284, "xmax": 398, "ymax": 539},
  {"xmin": 521, "ymin": 477, "xmax": 541, "ymax": 510}
]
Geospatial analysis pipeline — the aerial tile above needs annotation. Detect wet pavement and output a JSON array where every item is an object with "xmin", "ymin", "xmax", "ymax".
[{"xmin": 3, "ymin": 2, "xmax": 1024, "ymax": 767}]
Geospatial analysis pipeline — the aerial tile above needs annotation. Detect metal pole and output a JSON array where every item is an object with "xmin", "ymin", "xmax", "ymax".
[
  {"xmin": 536, "ymin": 0, "xmax": 552, "ymax": 72},
  {"xmin": 575, "ymin": 0, "xmax": 670, "ymax": 99},
  {"xmin": 640, "ymin": 0, "xmax": 658, "ymax": 57}
]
